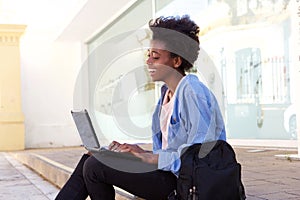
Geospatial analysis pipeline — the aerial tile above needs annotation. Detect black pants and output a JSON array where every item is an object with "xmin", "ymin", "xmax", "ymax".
[{"xmin": 55, "ymin": 153, "xmax": 177, "ymax": 200}]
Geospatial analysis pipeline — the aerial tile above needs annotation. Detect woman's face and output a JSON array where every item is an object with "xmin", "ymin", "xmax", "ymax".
[{"xmin": 146, "ymin": 40, "xmax": 177, "ymax": 82}]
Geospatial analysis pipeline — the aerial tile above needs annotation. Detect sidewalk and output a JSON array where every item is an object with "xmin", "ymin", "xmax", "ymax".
[
  {"xmin": 0, "ymin": 152, "xmax": 58, "ymax": 200},
  {"xmin": 3, "ymin": 145, "xmax": 300, "ymax": 200}
]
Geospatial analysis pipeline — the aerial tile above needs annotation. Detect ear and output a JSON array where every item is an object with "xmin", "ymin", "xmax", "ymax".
[{"xmin": 173, "ymin": 56, "xmax": 182, "ymax": 68}]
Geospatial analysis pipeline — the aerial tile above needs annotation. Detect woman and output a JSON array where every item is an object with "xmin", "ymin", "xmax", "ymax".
[{"xmin": 55, "ymin": 15, "xmax": 226, "ymax": 200}]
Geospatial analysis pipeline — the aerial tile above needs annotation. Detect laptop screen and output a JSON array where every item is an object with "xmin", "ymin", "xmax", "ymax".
[{"xmin": 71, "ymin": 110, "xmax": 100, "ymax": 149}]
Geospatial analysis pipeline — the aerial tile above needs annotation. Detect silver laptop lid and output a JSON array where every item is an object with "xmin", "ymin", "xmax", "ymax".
[{"xmin": 71, "ymin": 109, "xmax": 100, "ymax": 149}]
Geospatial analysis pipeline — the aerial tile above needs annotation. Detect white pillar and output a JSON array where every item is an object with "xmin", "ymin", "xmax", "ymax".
[{"xmin": 292, "ymin": 0, "xmax": 300, "ymax": 157}]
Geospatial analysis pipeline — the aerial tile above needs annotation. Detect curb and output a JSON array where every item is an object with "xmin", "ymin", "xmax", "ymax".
[{"xmin": 11, "ymin": 152, "xmax": 71, "ymax": 188}]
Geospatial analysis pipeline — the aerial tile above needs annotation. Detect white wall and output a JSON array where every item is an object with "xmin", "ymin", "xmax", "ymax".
[
  {"xmin": 17, "ymin": 0, "xmax": 134, "ymax": 148},
  {"xmin": 20, "ymin": 40, "xmax": 83, "ymax": 148}
]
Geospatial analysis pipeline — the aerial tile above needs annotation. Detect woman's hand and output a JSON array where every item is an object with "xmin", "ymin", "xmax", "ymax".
[
  {"xmin": 108, "ymin": 141, "xmax": 121, "ymax": 151},
  {"xmin": 131, "ymin": 152, "xmax": 158, "ymax": 164},
  {"xmin": 108, "ymin": 141, "xmax": 145, "ymax": 153},
  {"xmin": 108, "ymin": 141, "xmax": 158, "ymax": 164}
]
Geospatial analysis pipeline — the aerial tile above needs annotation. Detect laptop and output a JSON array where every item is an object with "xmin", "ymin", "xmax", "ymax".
[
  {"xmin": 71, "ymin": 109, "xmax": 101, "ymax": 151},
  {"xmin": 71, "ymin": 109, "xmax": 158, "ymax": 173},
  {"xmin": 71, "ymin": 109, "xmax": 140, "ymax": 159}
]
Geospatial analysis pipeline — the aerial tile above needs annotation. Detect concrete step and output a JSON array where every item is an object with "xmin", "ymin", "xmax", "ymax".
[{"xmin": 10, "ymin": 148, "xmax": 144, "ymax": 200}]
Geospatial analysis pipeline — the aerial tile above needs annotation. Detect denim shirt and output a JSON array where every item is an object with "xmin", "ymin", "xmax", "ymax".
[{"xmin": 152, "ymin": 74, "xmax": 226, "ymax": 175}]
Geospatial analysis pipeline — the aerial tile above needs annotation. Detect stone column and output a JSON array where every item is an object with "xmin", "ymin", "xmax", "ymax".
[{"xmin": 0, "ymin": 24, "xmax": 26, "ymax": 151}]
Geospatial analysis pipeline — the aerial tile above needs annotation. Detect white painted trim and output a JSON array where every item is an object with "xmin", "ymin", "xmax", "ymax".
[
  {"xmin": 291, "ymin": 0, "xmax": 300, "ymax": 157},
  {"xmin": 151, "ymin": 0, "xmax": 156, "ymax": 18},
  {"xmin": 85, "ymin": 0, "xmax": 139, "ymax": 44}
]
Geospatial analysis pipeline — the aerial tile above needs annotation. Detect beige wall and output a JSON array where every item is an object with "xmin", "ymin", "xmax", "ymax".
[{"xmin": 0, "ymin": 24, "xmax": 26, "ymax": 150}]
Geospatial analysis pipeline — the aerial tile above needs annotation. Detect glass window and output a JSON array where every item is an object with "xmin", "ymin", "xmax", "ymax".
[
  {"xmin": 155, "ymin": 0, "xmax": 297, "ymax": 140},
  {"xmin": 87, "ymin": 0, "xmax": 297, "ymax": 143},
  {"xmin": 87, "ymin": 0, "xmax": 175, "ymax": 144}
]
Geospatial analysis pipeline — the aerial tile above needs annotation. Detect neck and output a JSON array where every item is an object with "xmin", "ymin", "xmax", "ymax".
[{"xmin": 164, "ymin": 72, "xmax": 185, "ymax": 95}]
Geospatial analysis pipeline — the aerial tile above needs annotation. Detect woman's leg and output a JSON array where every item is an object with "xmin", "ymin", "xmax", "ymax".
[
  {"xmin": 83, "ymin": 155, "xmax": 177, "ymax": 200},
  {"xmin": 55, "ymin": 154, "xmax": 90, "ymax": 200}
]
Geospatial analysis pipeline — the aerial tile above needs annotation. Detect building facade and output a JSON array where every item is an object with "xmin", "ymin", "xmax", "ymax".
[{"xmin": 0, "ymin": 0, "xmax": 299, "ymax": 150}]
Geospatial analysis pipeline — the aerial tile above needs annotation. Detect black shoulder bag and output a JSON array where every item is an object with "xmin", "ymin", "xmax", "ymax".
[{"xmin": 168, "ymin": 140, "xmax": 246, "ymax": 200}]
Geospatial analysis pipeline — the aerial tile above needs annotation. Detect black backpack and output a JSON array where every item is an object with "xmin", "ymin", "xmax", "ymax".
[{"xmin": 169, "ymin": 140, "xmax": 246, "ymax": 200}]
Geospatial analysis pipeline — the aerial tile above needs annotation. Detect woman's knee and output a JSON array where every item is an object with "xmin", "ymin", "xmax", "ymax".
[
  {"xmin": 83, "ymin": 156, "xmax": 96, "ymax": 176},
  {"xmin": 83, "ymin": 155, "xmax": 105, "ymax": 182}
]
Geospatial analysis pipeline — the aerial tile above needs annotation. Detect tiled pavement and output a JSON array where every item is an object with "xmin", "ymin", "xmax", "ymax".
[
  {"xmin": 0, "ymin": 152, "xmax": 58, "ymax": 200},
  {"xmin": 2, "ymin": 145, "xmax": 300, "ymax": 200},
  {"xmin": 235, "ymin": 147, "xmax": 300, "ymax": 200}
]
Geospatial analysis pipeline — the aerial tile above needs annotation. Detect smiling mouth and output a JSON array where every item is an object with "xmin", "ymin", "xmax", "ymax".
[{"xmin": 148, "ymin": 69, "xmax": 156, "ymax": 75}]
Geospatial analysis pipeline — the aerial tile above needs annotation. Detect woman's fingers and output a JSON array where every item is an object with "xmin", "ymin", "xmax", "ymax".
[
  {"xmin": 109, "ymin": 142, "xmax": 130, "ymax": 152},
  {"xmin": 108, "ymin": 142, "xmax": 145, "ymax": 153},
  {"xmin": 108, "ymin": 141, "xmax": 120, "ymax": 151},
  {"xmin": 116, "ymin": 143, "xmax": 133, "ymax": 152}
]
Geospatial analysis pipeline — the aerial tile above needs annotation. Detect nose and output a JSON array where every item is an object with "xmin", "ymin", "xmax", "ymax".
[{"xmin": 146, "ymin": 57, "xmax": 152, "ymax": 65}]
